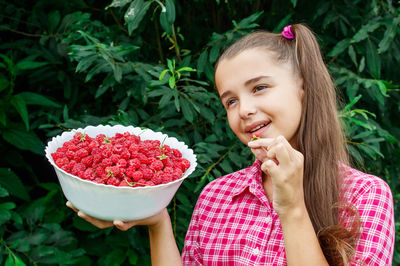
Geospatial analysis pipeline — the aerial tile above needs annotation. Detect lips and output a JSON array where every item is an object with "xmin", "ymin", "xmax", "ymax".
[{"xmin": 245, "ymin": 121, "xmax": 270, "ymax": 134}]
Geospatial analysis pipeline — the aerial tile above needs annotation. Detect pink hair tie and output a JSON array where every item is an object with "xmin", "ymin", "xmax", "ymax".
[{"xmin": 282, "ymin": 25, "xmax": 295, "ymax": 40}]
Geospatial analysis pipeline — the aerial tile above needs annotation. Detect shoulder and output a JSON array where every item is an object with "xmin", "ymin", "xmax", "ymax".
[{"xmin": 340, "ymin": 165, "xmax": 393, "ymax": 207}]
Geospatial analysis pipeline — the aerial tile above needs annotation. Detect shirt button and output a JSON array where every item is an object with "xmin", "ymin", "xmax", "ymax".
[{"xmin": 253, "ymin": 247, "xmax": 260, "ymax": 255}]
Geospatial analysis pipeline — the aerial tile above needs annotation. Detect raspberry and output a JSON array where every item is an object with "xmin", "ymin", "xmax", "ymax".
[
  {"xmin": 52, "ymin": 131, "xmax": 189, "ymax": 188},
  {"xmin": 81, "ymin": 156, "xmax": 93, "ymax": 167},
  {"xmin": 75, "ymin": 148, "xmax": 89, "ymax": 160},
  {"xmin": 52, "ymin": 151, "xmax": 65, "ymax": 161},
  {"xmin": 131, "ymin": 171, "xmax": 143, "ymax": 182},
  {"xmin": 171, "ymin": 148, "xmax": 182, "ymax": 158},
  {"xmin": 128, "ymin": 158, "xmax": 141, "ymax": 169},
  {"xmin": 71, "ymin": 163, "xmax": 86, "ymax": 175},
  {"xmin": 162, "ymin": 174, "xmax": 173, "ymax": 184},
  {"xmin": 66, "ymin": 150, "xmax": 75, "ymax": 160},
  {"xmin": 113, "ymin": 144, "xmax": 124, "ymax": 154},
  {"xmin": 152, "ymin": 171, "xmax": 163, "ymax": 185},
  {"xmin": 182, "ymin": 158, "xmax": 191, "ymax": 170},
  {"xmin": 120, "ymin": 150, "xmax": 130, "ymax": 160},
  {"xmin": 110, "ymin": 154, "xmax": 121, "ymax": 164},
  {"xmin": 128, "ymin": 143, "xmax": 139, "ymax": 154},
  {"xmin": 107, "ymin": 177, "xmax": 121, "ymax": 186},
  {"xmin": 83, "ymin": 168, "xmax": 96, "ymax": 180},
  {"xmin": 137, "ymin": 153, "xmax": 149, "ymax": 164},
  {"xmin": 119, "ymin": 179, "xmax": 131, "ymax": 187},
  {"xmin": 150, "ymin": 160, "xmax": 164, "ymax": 172},
  {"xmin": 116, "ymin": 159, "xmax": 127, "ymax": 169},
  {"xmin": 55, "ymin": 157, "xmax": 69, "ymax": 168},
  {"xmin": 101, "ymin": 158, "xmax": 113, "ymax": 168},
  {"xmin": 93, "ymin": 153, "xmax": 103, "ymax": 165},
  {"xmin": 142, "ymin": 168, "xmax": 154, "ymax": 180},
  {"xmin": 94, "ymin": 177, "xmax": 105, "ymax": 184},
  {"xmin": 125, "ymin": 166, "xmax": 136, "ymax": 178},
  {"xmin": 101, "ymin": 148, "xmax": 112, "ymax": 159}
]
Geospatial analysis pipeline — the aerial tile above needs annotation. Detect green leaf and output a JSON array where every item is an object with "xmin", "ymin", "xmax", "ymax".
[
  {"xmin": 167, "ymin": 59, "xmax": 174, "ymax": 72},
  {"xmin": 0, "ymin": 168, "xmax": 30, "ymax": 201},
  {"xmin": 15, "ymin": 57, "xmax": 48, "ymax": 70},
  {"xmin": 209, "ymin": 44, "xmax": 221, "ymax": 64},
  {"xmin": 48, "ymin": 10, "xmax": 61, "ymax": 33},
  {"xmin": 197, "ymin": 50, "xmax": 208, "ymax": 76},
  {"xmin": 348, "ymin": 45, "xmax": 357, "ymax": 67},
  {"xmin": 159, "ymin": 69, "xmax": 170, "ymax": 81},
  {"xmin": 106, "ymin": 0, "xmax": 132, "ymax": 9},
  {"xmin": 15, "ymin": 92, "xmax": 61, "ymax": 107},
  {"xmin": 180, "ymin": 98, "xmax": 194, "ymax": 123},
  {"xmin": 5, "ymin": 254, "xmax": 14, "ymax": 266},
  {"xmin": 290, "ymin": 0, "xmax": 297, "ymax": 7},
  {"xmin": 328, "ymin": 39, "xmax": 350, "ymax": 57},
  {"xmin": 10, "ymin": 95, "xmax": 29, "ymax": 131},
  {"xmin": 0, "ymin": 202, "xmax": 16, "ymax": 210},
  {"xmin": 2, "ymin": 127, "xmax": 45, "ymax": 156},
  {"xmin": 0, "ymin": 186, "xmax": 9, "ymax": 197},
  {"xmin": 0, "ymin": 208, "xmax": 12, "ymax": 225},
  {"xmin": 378, "ymin": 16, "xmax": 400, "ymax": 53},
  {"xmin": 0, "ymin": 75, "xmax": 10, "ymax": 92},
  {"xmin": 124, "ymin": 0, "xmax": 151, "ymax": 35},
  {"xmin": 165, "ymin": 0, "xmax": 176, "ymax": 25},
  {"xmin": 342, "ymin": 95, "xmax": 362, "ymax": 112},
  {"xmin": 273, "ymin": 13, "xmax": 293, "ymax": 33},
  {"xmin": 168, "ymin": 76, "xmax": 176, "ymax": 89},
  {"xmin": 366, "ymin": 39, "xmax": 381, "ymax": 79},
  {"xmin": 160, "ymin": 10, "xmax": 172, "ymax": 35},
  {"xmin": 159, "ymin": 93, "xmax": 173, "ymax": 108},
  {"xmin": 352, "ymin": 21, "xmax": 381, "ymax": 43}
]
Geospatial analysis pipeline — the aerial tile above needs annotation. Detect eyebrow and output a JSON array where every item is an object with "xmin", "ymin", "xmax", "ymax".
[{"xmin": 219, "ymin": 75, "xmax": 271, "ymax": 100}]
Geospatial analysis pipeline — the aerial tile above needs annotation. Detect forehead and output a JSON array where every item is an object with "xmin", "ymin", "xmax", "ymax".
[{"xmin": 215, "ymin": 48, "xmax": 295, "ymax": 92}]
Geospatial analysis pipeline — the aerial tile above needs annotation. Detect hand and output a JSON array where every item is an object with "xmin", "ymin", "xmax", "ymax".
[
  {"xmin": 248, "ymin": 136, "xmax": 305, "ymax": 215},
  {"xmin": 66, "ymin": 201, "xmax": 168, "ymax": 231}
]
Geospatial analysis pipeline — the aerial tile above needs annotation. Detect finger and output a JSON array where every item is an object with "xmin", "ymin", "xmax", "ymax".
[
  {"xmin": 250, "ymin": 147, "xmax": 269, "ymax": 162},
  {"xmin": 77, "ymin": 211, "xmax": 114, "ymax": 229},
  {"xmin": 66, "ymin": 201, "xmax": 79, "ymax": 213},
  {"xmin": 266, "ymin": 142, "xmax": 291, "ymax": 166},
  {"xmin": 114, "ymin": 220, "xmax": 137, "ymax": 231},
  {"xmin": 261, "ymin": 159, "xmax": 280, "ymax": 177},
  {"xmin": 248, "ymin": 138, "xmax": 274, "ymax": 148}
]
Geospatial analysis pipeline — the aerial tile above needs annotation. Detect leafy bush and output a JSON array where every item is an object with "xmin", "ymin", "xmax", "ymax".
[{"xmin": 0, "ymin": 0, "xmax": 398, "ymax": 265}]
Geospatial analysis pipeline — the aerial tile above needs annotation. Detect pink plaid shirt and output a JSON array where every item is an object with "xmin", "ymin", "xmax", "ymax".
[{"xmin": 181, "ymin": 160, "xmax": 395, "ymax": 265}]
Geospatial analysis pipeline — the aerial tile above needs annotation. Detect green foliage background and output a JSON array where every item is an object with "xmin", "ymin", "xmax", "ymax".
[{"xmin": 0, "ymin": 0, "xmax": 399, "ymax": 265}]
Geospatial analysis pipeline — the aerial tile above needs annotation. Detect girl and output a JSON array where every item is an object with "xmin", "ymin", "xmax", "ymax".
[{"xmin": 68, "ymin": 24, "xmax": 395, "ymax": 265}]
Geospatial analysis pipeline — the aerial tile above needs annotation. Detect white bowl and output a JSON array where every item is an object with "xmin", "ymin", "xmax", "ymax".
[{"xmin": 45, "ymin": 125, "xmax": 197, "ymax": 221}]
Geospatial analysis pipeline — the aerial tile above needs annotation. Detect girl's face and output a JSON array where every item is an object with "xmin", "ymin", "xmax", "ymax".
[{"xmin": 215, "ymin": 48, "xmax": 304, "ymax": 149}]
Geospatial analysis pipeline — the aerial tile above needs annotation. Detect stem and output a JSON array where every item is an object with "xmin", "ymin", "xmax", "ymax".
[
  {"xmin": 108, "ymin": 9, "xmax": 129, "ymax": 35},
  {"xmin": 171, "ymin": 24, "xmax": 181, "ymax": 62},
  {"xmin": 154, "ymin": 18, "xmax": 164, "ymax": 64}
]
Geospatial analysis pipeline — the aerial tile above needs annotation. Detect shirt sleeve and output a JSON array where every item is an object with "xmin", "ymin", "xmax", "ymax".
[
  {"xmin": 350, "ymin": 178, "xmax": 395, "ymax": 265},
  {"xmin": 181, "ymin": 196, "xmax": 203, "ymax": 265}
]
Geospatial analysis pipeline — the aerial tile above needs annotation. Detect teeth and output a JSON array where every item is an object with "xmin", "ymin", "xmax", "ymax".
[{"xmin": 250, "ymin": 124, "xmax": 267, "ymax": 133}]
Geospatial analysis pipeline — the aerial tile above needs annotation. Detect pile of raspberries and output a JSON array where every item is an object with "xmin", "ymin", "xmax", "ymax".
[{"xmin": 51, "ymin": 131, "xmax": 191, "ymax": 187}]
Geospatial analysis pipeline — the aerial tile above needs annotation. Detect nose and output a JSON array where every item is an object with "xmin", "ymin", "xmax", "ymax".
[{"xmin": 239, "ymin": 96, "xmax": 256, "ymax": 118}]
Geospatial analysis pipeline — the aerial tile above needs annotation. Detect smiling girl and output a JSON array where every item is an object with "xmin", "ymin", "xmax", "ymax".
[{"xmin": 69, "ymin": 24, "xmax": 395, "ymax": 265}]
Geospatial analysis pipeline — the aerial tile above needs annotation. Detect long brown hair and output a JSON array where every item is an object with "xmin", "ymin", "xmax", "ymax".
[{"xmin": 215, "ymin": 24, "xmax": 360, "ymax": 265}]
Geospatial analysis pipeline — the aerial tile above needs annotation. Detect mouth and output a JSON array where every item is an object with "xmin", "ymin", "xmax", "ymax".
[{"xmin": 246, "ymin": 121, "xmax": 270, "ymax": 134}]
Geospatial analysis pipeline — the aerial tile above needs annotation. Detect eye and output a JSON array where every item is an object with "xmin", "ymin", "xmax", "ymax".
[
  {"xmin": 226, "ymin": 98, "xmax": 237, "ymax": 107},
  {"xmin": 254, "ymin": 85, "xmax": 268, "ymax": 92}
]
